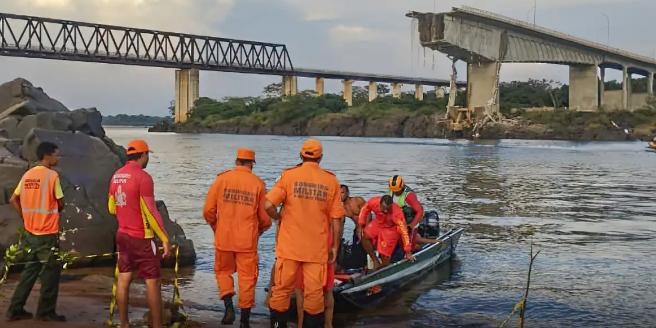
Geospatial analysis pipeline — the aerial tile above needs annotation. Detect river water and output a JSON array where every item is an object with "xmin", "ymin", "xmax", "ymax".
[{"xmin": 105, "ymin": 127, "xmax": 656, "ymax": 327}]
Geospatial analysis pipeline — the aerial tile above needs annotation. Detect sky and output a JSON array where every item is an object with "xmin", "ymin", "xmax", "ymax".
[{"xmin": 0, "ymin": 0, "xmax": 654, "ymax": 116}]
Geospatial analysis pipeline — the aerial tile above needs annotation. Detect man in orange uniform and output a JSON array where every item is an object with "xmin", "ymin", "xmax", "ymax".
[
  {"xmin": 265, "ymin": 139, "xmax": 345, "ymax": 328},
  {"xmin": 108, "ymin": 139, "xmax": 171, "ymax": 328},
  {"xmin": 358, "ymin": 195, "xmax": 415, "ymax": 269},
  {"xmin": 203, "ymin": 148, "xmax": 271, "ymax": 327},
  {"xmin": 6, "ymin": 142, "xmax": 66, "ymax": 322}
]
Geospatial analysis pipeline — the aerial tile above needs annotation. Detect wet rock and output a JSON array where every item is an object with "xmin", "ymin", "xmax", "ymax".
[
  {"xmin": 148, "ymin": 119, "xmax": 174, "ymax": 133},
  {"xmin": 156, "ymin": 201, "xmax": 196, "ymax": 266},
  {"xmin": 0, "ymin": 138, "xmax": 22, "ymax": 158}
]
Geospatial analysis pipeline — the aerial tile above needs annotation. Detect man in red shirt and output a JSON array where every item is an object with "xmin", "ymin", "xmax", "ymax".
[
  {"xmin": 358, "ymin": 195, "xmax": 415, "ymax": 270},
  {"xmin": 388, "ymin": 175, "xmax": 424, "ymax": 246},
  {"xmin": 108, "ymin": 139, "xmax": 171, "ymax": 328}
]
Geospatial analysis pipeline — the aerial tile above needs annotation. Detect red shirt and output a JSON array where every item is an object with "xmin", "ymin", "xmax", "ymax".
[
  {"xmin": 358, "ymin": 196, "xmax": 412, "ymax": 252},
  {"xmin": 108, "ymin": 161, "xmax": 169, "ymax": 242},
  {"xmin": 403, "ymin": 191, "xmax": 424, "ymax": 228}
]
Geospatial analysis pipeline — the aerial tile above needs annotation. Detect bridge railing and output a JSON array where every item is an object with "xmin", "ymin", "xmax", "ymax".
[{"xmin": 0, "ymin": 12, "xmax": 294, "ymax": 73}]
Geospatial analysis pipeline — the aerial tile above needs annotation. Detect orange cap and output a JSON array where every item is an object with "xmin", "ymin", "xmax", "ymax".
[
  {"xmin": 236, "ymin": 148, "xmax": 255, "ymax": 161},
  {"xmin": 126, "ymin": 139, "xmax": 151, "ymax": 155},
  {"xmin": 300, "ymin": 139, "xmax": 323, "ymax": 159}
]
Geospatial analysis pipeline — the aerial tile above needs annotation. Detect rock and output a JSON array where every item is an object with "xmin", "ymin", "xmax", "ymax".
[
  {"xmin": 148, "ymin": 119, "xmax": 174, "ymax": 133},
  {"xmin": 0, "ymin": 78, "xmax": 68, "ymax": 117},
  {"xmin": 0, "ymin": 146, "xmax": 27, "ymax": 166},
  {"xmin": 0, "ymin": 163, "xmax": 26, "ymax": 205},
  {"xmin": 22, "ymin": 129, "xmax": 122, "ymax": 212},
  {"xmin": 70, "ymin": 108, "xmax": 105, "ymax": 138},
  {"xmin": 0, "ymin": 116, "xmax": 21, "ymax": 138},
  {"xmin": 0, "ymin": 204, "xmax": 22, "ymax": 256},
  {"xmin": 14, "ymin": 112, "xmax": 73, "ymax": 139},
  {"xmin": 0, "ymin": 129, "xmax": 7, "ymax": 139},
  {"xmin": 157, "ymin": 201, "xmax": 196, "ymax": 267},
  {"xmin": 0, "ymin": 138, "xmax": 22, "ymax": 157}
]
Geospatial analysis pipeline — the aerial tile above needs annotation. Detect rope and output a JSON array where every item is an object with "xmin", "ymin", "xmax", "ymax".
[{"xmin": 1, "ymin": 240, "xmax": 187, "ymax": 327}]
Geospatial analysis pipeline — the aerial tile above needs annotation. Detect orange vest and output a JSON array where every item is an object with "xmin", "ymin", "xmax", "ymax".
[{"xmin": 19, "ymin": 167, "xmax": 61, "ymax": 235}]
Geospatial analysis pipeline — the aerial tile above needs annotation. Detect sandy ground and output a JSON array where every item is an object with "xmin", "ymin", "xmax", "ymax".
[{"xmin": 0, "ymin": 268, "xmax": 274, "ymax": 327}]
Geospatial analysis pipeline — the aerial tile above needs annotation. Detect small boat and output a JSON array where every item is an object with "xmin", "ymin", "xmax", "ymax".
[{"xmin": 333, "ymin": 225, "xmax": 464, "ymax": 310}]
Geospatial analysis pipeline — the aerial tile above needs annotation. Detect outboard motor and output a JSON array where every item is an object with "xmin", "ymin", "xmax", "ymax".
[{"xmin": 421, "ymin": 211, "xmax": 440, "ymax": 238}]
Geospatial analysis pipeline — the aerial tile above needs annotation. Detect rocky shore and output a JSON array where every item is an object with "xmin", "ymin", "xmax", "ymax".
[{"xmin": 0, "ymin": 78, "xmax": 195, "ymax": 267}]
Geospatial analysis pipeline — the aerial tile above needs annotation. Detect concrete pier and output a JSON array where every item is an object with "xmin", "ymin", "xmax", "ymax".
[
  {"xmin": 343, "ymin": 79, "xmax": 353, "ymax": 106},
  {"xmin": 466, "ymin": 62, "xmax": 498, "ymax": 112},
  {"xmin": 315, "ymin": 77, "xmax": 325, "ymax": 96},
  {"xmin": 622, "ymin": 67, "xmax": 630, "ymax": 110},
  {"xmin": 599, "ymin": 67, "xmax": 605, "ymax": 108},
  {"xmin": 174, "ymin": 68, "xmax": 199, "ymax": 123},
  {"xmin": 368, "ymin": 81, "xmax": 377, "ymax": 102},
  {"xmin": 415, "ymin": 84, "xmax": 424, "ymax": 101},
  {"xmin": 569, "ymin": 64, "xmax": 598, "ymax": 111},
  {"xmin": 283, "ymin": 76, "xmax": 298, "ymax": 96},
  {"xmin": 649, "ymin": 72, "xmax": 654, "ymax": 95},
  {"xmin": 436, "ymin": 86, "xmax": 446, "ymax": 99},
  {"xmin": 392, "ymin": 82, "xmax": 402, "ymax": 98}
]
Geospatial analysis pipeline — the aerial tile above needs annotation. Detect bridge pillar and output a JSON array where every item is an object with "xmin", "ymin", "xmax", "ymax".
[
  {"xmin": 282, "ymin": 76, "xmax": 297, "ymax": 96},
  {"xmin": 343, "ymin": 79, "xmax": 353, "ymax": 106},
  {"xmin": 466, "ymin": 62, "xmax": 498, "ymax": 112},
  {"xmin": 435, "ymin": 86, "xmax": 446, "ymax": 99},
  {"xmin": 368, "ymin": 81, "xmax": 377, "ymax": 102},
  {"xmin": 415, "ymin": 84, "xmax": 424, "ymax": 101},
  {"xmin": 599, "ymin": 67, "xmax": 605, "ymax": 108},
  {"xmin": 622, "ymin": 66, "xmax": 630, "ymax": 110},
  {"xmin": 315, "ymin": 77, "xmax": 324, "ymax": 96},
  {"xmin": 174, "ymin": 68, "xmax": 199, "ymax": 123},
  {"xmin": 392, "ymin": 83, "xmax": 402, "ymax": 98},
  {"xmin": 648, "ymin": 72, "xmax": 654, "ymax": 95},
  {"xmin": 568, "ymin": 64, "xmax": 598, "ymax": 111}
]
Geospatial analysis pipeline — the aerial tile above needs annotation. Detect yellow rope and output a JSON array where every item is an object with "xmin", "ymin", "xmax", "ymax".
[{"xmin": 105, "ymin": 259, "xmax": 120, "ymax": 327}]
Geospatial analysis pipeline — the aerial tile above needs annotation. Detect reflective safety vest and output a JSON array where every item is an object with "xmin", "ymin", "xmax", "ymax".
[
  {"xmin": 15, "ymin": 166, "xmax": 62, "ymax": 235},
  {"xmin": 390, "ymin": 186, "xmax": 415, "ymax": 223}
]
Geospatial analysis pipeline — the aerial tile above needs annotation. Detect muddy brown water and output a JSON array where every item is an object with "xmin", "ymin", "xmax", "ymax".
[{"xmin": 102, "ymin": 127, "xmax": 655, "ymax": 327}]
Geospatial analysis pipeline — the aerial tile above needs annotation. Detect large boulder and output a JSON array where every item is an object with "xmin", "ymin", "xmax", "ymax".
[
  {"xmin": 0, "ymin": 78, "xmax": 195, "ymax": 267},
  {"xmin": 0, "ymin": 205, "xmax": 22, "ymax": 255},
  {"xmin": 22, "ymin": 129, "xmax": 122, "ymax": 211},
  {"xmin": 0, "ymin": 78, "xmax": 68, "ymax": 118}
]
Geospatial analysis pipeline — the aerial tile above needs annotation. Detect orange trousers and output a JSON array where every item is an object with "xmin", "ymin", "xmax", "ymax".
[
  {"xmin": 214, "ymin": 250, "xmax": 259, "ymax": 309},
  {"xmin": 269, "ymin": 258, "xmax": 326, "ymax": 315}
]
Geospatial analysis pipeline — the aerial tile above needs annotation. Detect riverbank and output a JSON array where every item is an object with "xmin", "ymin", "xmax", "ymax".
[
  {"xmin": 151, "ymin": 107, "xmax": 656, "ymax": 141},
  {"xmin": 0, "ymin": 268, "xmax": 270, "ymax": 327}
]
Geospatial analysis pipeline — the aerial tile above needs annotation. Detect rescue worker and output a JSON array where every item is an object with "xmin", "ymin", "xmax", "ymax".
[
  {"xmin": 6, "ymin": 142, "xmax": 66, "ymax": 322},
  {"xmin": 203, "ymin": 148, "xmax": 272, "ymax": 327},
  {"xmin": 295, "ymin": 185, "xmax": 363, "ymax": 328},
  {"xmin": 265, "ymin": 138, "xmax": 345, "ymax": 328},
  {"xmin": 358, "ymin": 195, "xmax": 415, "ymax": 270},
  {"xmin": 388, "ymin": 175, "xmax": 424, "ymax": 229},
  {"xmin": 108, "ymin": 139, "xmax": 172, "ymax": 328}
]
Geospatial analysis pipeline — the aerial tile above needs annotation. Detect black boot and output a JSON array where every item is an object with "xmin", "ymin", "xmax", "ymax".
[
  {"xmin": 302, "ymin": 311, "xmax": 325, "ymax": 328},
  {"xmin": 222, "ymin": 296, "xmax": 236, "ymax": 325},
  {"xmin": 269, "ymin": 309, "xmax": 287, "ymax": 328},
  {"xmin": 239, "ymin": 308, "xmax": 251, "ymax": 328}
]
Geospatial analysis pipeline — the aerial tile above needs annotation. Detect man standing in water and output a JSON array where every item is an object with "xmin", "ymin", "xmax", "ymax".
[
  {"xmin": 266, "ymin": 139, "xmax": 345, "ymax": 327},
  {"xmin": 108, "ymin": 139, "xmax": 171, "ymax": 328},
  {"xmin": 203, "ymin": 148, "xmax": 271, "ymax": 327},
  {"xmin": 6, "ymin": 142, "xmax": 66, "ymax": 322}
]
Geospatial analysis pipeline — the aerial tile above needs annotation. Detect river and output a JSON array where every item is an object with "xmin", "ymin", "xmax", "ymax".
[{"xmin": 105, "ymin": 127, "xmax": 656, "ymax": 327}]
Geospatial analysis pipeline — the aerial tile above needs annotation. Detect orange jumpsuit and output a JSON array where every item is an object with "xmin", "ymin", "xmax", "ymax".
[
  {"xmin": 203, "ymin": 166, "xmax": 271, "ymax": 309},
  {"xmin": 358, "ymin": 197, "xmax": 412, "ymax": 257},
  {"xmin": 267, "ymin": 162, "xmax": 345, "ymax": 315}
]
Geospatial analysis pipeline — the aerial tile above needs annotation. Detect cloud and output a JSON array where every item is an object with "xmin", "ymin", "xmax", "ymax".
[
  {"xmin": 1, "ymin": 0, "xmax": 235, "ymax": 35},
  {"xmin": 329, "ymin": 25, "xmax": 383, "ymax": 44}
]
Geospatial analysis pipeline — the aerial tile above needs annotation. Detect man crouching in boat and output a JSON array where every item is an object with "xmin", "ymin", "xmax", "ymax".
[{"xmin": 358, "ymin": 195, "xmax": 415, "ymax": 270}]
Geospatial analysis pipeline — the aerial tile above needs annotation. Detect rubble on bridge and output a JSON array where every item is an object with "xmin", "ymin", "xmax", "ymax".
[{"xmin": 0, "ymin": 78, "xmax": 196, "ymax": 267}]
